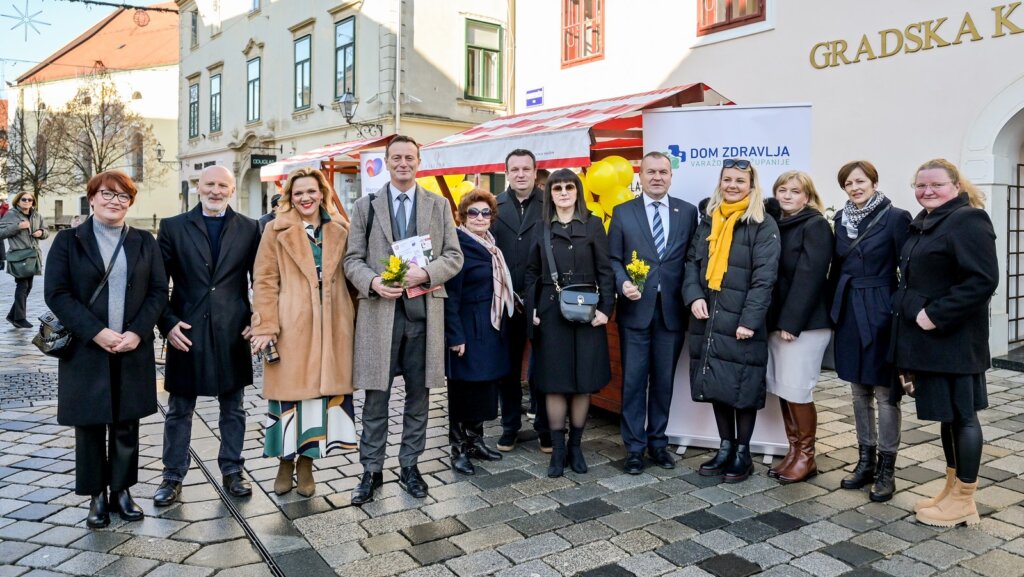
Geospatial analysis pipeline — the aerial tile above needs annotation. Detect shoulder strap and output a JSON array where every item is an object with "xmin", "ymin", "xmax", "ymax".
[
  {"xmin": 838, "ymin": 204, "xmax": 891, "ymax": 260},
  {"xmin": 87, "ymin": 226, "xmax": 129, "ymax": 308},
  {"xmin": 543, "ymin": 222, "xmax": 560, "ymax": 289},
  {"xmin": 365, "ymin": 193, "xmax": 375, "ymax": 244}
]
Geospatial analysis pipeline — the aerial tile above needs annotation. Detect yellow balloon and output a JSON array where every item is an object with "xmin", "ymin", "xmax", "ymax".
[
  {"xmin": 444, "ymin": 174, "xmax": 466, "ymax": 189},
  {"xmin": 586, "ymin": 161, "xmax": 619, "ymax": 195},
  {"xmin": 581, "ymin": 174, "xmax": 597, "ymax": 203},
  {"xmin": 452, "ymin": 180, "xmax": 475, "ymax": 206},
  {"xmin": 599, "ymin": 185, "xmax": 635, "ymax": 216},
  {"xmin": 417, "ymin": 176, "xmax": 442, "ymax": 194},
  {"xmin": 603, "ymin": 217, "xmax": 611, "ymax": 233},
  {"xmin": 604, "ymin": 156, "xmax": 635, "ymax": 187},
  {"xmin": 586, "ymin": 201, "xmax": 605, "ymax": 220}
]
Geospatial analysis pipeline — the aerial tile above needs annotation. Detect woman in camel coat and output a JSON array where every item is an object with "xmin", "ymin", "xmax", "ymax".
[{"xmin": 250, "ymin": 167, "xmax": 356, "ymax": 498}]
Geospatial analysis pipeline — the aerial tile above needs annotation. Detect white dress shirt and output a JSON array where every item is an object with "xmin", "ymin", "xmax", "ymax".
[
  {"xmin": 643, "ymin": 192, "xmax": 670, "ymax": 241},
  {"xmin": 390, "ymin": 183, "xmax": 416, "ymax": 231}
]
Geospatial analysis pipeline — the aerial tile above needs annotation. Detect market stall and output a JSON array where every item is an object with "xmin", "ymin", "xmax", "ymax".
[{"xmin": 419, "ymin": 83, "xmax": 731, "ymax": 413}]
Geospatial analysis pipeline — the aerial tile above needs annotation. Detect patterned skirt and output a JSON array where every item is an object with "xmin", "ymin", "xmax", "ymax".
[{"xmin": 263, "ymin": 395, "xmax": 357, "ymax": 459}]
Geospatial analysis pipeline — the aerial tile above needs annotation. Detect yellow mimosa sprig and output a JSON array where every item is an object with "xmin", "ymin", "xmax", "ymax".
[
  {"xmin": 626, "ymin": 250, "xmax": 650, "ymax": 293},
  {"xmin": 380, "ymin": 255, "xmax": 409, "ymax": 287}
]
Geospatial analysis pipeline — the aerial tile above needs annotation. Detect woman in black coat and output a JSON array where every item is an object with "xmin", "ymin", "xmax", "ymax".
[
  {"xmin": 0, "ymin": 191, "xmax": 48, "ymax": 328},
  {"xmin": 684, "ymin": 159, "xmax": 780, "ymax": 484},
  {"xmin": 445, "ymin": 189, "xmax": 513, "ymax": 475},
  {"xmin": 44, "ymin": 171, "xmax": 167, "ymax": 528},
  {"xmin": 525, "ymin": 168, "xmax": 614, "ymax": 478},
  {"xmin": 765, "ymin": 171, "xmax": 833, "ymax": 484},
  {"xmin": 830, "ymin": 160, "xmax": 912, "ymax": 502},
  {"xmin": 893, "ymin": 159, "xmax": 997, "ymax": 528}
]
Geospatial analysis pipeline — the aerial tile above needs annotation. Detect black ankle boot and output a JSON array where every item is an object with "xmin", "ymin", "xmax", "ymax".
[
  {"xmin": 465, "ymin": 423, "xmax": 502, "ymax": 461},
  {"xmin": 699, "ymin": 440, "xmax": 735, "ymax": 477},
  {"xmin": 840, "ymin": 444, "xmax": 877, "ymax": 490},
  {"xmin": 110, "ymin": 489, "xmax": 144, "ymax": 522},
  {"xmin": 548, "ymin": 429, "xmax": 567, "ymax": 477},
  {"xmin": 86, "ymin": 491, "xmax": 109, "ymax": 528},
  {"xmin": 567, "ymin": 427, "xmax": 587, "ymax": 474},
  {"xmin": 870, "ymin": 451, "xmax": 897, "ymax": 502},
  {"xmin": 450, "ymin": 442, "xmax": 475, "ymax": 475},
  {"xmin": 724, "ymin": 444, "xmax": 753, "ymax": 483}
]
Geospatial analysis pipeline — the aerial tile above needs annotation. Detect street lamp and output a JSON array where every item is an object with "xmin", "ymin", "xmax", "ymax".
[
  {"xmin": 155, "ymin": 142, "xmax": 179, "ymax": 166},
  {"xmin": 338, "ymin": 91, "xmax": 383, "ymax": 138}
]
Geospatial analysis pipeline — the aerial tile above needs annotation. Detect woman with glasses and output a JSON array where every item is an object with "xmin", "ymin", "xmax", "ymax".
[
  {"xmin": 0, "ymin": 191, "xmax": 48, "ymax": 328},
  {"xmin": 45, "ymin": 171, "xmax": 168, "ymax": 527},
  {"xmin": 525, "ymin": 168, "xmax": 615, "ymax": 477},
  {"xmin": 250, "ymin": 168, "xmax": 357, "ymax": 498},
  {"xmin": 892, "ymin": 159, "xmax": 997, "ymax": 527},
  {"xmin": 830, "ymin": 160, "xmax": 911, "ymax": 502},
  {"xmin": 684, "ymin": 158, "xmax": 780, "ymax": 484},
  {"xmin": 444, "ymin": 189, "xmax": 513, "ymax": 475}
]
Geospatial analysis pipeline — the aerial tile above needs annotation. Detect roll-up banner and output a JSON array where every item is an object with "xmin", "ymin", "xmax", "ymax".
[{"xmin": 643, "ymin": 104, "xmax": 813, "ymax": 457}]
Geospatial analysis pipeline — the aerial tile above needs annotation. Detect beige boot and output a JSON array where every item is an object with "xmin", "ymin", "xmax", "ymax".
[
  {"xmin": 274, "ymin": 459, "xmax": 295, "ymax": 495},
  {"xmin": 296, "ymin": 456, "xmax": 316, "ymax": 497},
  {"xmin": 914, "ymin": 467, "xmax": 955, "ymax": 513},
  {"xmin": 915, "ymin": 479, "xmax": 980, "ymax": 527}
]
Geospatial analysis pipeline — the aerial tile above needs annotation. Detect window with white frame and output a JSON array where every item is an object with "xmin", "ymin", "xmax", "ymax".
[
  {"xmin": 210, "ymin": 74, "xmax": 221, "ymax": 133},
  {"xmin": 247, "ymin": 58, "xmax": 260, "ymax": 122},
  {"xmin": 188, "ymin": 82, "xmax": 199, "ymax": 138},
  {"xmin": 335, "ymin": 18, "xmax": 355, "ymax": 100}
]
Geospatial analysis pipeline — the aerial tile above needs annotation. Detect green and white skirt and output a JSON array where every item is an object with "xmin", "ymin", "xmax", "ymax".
[{"xmin": 263, "ymin": 395, "xmax": 357, "ymax": 459}]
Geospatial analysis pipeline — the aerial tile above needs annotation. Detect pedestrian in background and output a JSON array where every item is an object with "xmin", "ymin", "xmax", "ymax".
[
  {"xmin": 892, "ymin": 159, "xmax": 997, "ymax": 527},
  {"xmin": 830, "ymin": 160, "xmax": 911, "ymax": 502},
  {"xmin": 444, "ymin": 189, "xmax": 513, "ymax": 475},
  {"xmin": 0, "ymin": 191, "xmax": 48, "ymax": 328},
  {"xmin": 250, "ymin": 168, "xmax": 358, "ymax": 497},
  {"xmin": 608, "ymin": 152, "xmax": 697, "ymax": 475},
  {"xmin": 684, "ymin": 159, "xmax": 780, "ymax": 484},
  {"xmin": 766, "ymin": 171, "xmax": 833, "ymax": 484},
  {"xmin": 153, "ymin": 165, "xmax": 260, "ymax": 507},
  {"xmin": 44, "ymin": 171, "xmax": 168, "ymax": 528},
  {"xmin": 0, "ymin": 194, "xmax": 9, "ymax": 267},
  {"xmin": 258, "ymin": 193, "xmax": 282, "ymax": 235},
  {"xmin": 525, "ymin": 168, "xmax": 615, "ymax": 478}
]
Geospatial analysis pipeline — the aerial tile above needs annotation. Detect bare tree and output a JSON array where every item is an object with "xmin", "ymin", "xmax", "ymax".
[
  {"xmin": 1, "ymin": 95, "xmax": 77, "ymax": 197},
  {"xmin": 57, "ymin": 79, "xmax": 167, "ymax": 186}
]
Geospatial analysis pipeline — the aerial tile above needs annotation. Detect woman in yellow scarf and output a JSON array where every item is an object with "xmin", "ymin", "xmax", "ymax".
[{"xmin": 682, "ymin": 159, "xmax": 781, "ymax": 484}]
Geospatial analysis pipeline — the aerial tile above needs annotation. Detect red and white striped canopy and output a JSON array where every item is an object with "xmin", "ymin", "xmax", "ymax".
[
  {"xmin": 418, "ymin": 83, "xmax": 730, "ymax": 176},
  {"xmin": 259, "ymin": 135, "xmax": 393, "ymax": 182}
]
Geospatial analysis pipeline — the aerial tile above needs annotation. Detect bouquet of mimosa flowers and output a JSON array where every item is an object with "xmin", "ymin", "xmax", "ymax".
[
  {"xmin": 380, "ymin": 255, "xmax": 409, "ymax": 287},
  {"xmin": 626, "ymin": 251, "xmax": 650, "ymax": 293}
]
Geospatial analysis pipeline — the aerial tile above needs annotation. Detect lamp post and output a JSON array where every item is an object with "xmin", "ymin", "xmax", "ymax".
[
  {"xmin": 155, "ymin": 143, "xmax": 180, "ymax": 166},
  {"xmin": 339, "ymin": 91, "xmax": 383, "ymax": 138}
]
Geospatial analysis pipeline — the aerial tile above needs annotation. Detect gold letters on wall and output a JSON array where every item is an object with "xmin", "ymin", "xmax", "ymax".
[{"xmin": 809, "ymin": 3, "xmax": 1023, "ymax": 69}]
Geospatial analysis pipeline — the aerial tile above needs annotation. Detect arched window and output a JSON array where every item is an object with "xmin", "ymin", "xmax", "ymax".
[{"xmin": 131, "ymin": 132, "xmax": 144, "ymax": 182}]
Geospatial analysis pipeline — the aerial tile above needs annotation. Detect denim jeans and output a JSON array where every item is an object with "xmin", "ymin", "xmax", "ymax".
[
  {"xmin": 162, "ymin": 388, "xmax": 246, "ymax": 481},
  {"xmin": 850, "ymin": 383, "xmax": 900, "ymax": 453}
]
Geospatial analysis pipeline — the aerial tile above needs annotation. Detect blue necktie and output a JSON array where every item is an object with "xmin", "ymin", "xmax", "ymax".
[{"xmin": 652, "ymin": 201, "xmax": 666, "ymax": 260}]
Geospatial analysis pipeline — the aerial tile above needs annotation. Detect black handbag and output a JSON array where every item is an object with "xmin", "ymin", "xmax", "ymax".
[
  {"xmin": 543, "ymin": 223, "xmax": 599, "ymax": 324},
  {"xmin": 6, "ymin": 247, "xmax": 40, "ymax": 278},
  {"xmin": 33, "ymin": 226, "xmax": 128, "ymax": 358}
]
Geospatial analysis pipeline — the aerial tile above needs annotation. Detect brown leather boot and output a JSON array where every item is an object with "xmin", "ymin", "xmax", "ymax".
[
  {"xmin": 769, "ymin": 399, "xmax": 798, "ymax": 479},
  {"xmin": 296, "ymin": 456, "xmax": 316, "ymax": 497},
  {"xmin": 914, "ymin": 467, "xmax": 956, "ymax": 513},
  {"xmin": 274, "ymin": 459, "xmax": 295, "ymax": 495},
  {"xmin": 916, "ymin": 479, "xmax": 980, "ymax": 527},
  {"xmin": 777, "ymin": 402, "xmax": 818, "ymax": 484}
]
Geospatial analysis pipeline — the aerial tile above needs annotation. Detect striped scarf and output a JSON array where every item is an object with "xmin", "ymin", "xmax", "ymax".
[{"xmin": 459, "ymin": 225, "xmax": 514, "ymax": 330}]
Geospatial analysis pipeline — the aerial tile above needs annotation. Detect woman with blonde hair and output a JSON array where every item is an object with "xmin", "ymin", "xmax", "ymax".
[
  {"xmin": 684, "ymin": 159, "xmax": 780, "ymax": 483},
  {"xmin": 892, "ymin": 159, "xmax": 996, "ymax": 527},
  {"xmin": 766, "ymin": 171, "xmax": 833, "ymax": 484},
  {"xmin": 250, "ymin": 167, "xmax": 357, "ymax": 497},
  {"xmin": 830, "ymin": 160, "xmax": 912, "ymax": 502}
]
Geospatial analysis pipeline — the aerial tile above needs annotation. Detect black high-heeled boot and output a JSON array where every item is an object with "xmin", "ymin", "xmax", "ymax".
[{"xmin": 699, "ymin": 440, "xmax": 735, "ymax": 477}]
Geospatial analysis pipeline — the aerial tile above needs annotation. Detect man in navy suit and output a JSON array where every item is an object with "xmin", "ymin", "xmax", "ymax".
[{"xmin": 608, "ymin": 151, "xmax": 698, "ymax": 474}]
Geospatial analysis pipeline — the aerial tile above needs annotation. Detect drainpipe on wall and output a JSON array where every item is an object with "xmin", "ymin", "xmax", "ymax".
[
  {"xmin": 395, "ymin": 0, "xmax": 402, "ymax": 134},
  {"xmin": 508, "ymin": 0, "xmax": 515, "ymax": 115}
]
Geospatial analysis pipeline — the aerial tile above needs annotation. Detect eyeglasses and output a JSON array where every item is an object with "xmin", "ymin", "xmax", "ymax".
[
  {"xmin": 18, "ymin": 197, "xmax": 34, "ymax": 203},
  {"xmin": 550, "ymin": 183, "xmax": 577, "ymax": 193},
  {"xmin": 723, "ymin": 159, "xmax": 751, "ymax": 170},
  {"xmin": 912, "ymin": 182, "xmax": 952, "ymax": 192},
  {"xmin": 98, "ymin": 189, "xmax": 132, "ymax": 203},
  {"xmin": 466, "ymin": 207, "xmax": 493, "ymax": 219}
]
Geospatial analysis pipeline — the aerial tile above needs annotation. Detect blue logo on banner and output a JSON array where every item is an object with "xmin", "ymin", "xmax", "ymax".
[{"xmin": 526, "ymin": 87, "xmax": 544, "ymax": 107}]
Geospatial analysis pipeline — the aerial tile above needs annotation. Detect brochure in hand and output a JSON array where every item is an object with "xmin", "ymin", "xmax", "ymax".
[{"xmin": 392, "ymin": 234, "xmax": 439, "ymax": 298}]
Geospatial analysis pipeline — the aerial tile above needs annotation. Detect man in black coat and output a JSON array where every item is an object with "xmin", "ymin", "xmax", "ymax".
[
  {"xmin": 491, "ymin": 149, "xmax": 549, "ymax": 452},
  {"xmin": 608, "ymin": 152, "xmax": 697, "ymax": 474},
  {"xmin": 153, "ymin": 165, "xmax": 261, "ymax": 505}
]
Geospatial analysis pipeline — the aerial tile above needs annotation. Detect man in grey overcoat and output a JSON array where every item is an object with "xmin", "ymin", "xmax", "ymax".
[{"xmin": 345, "ymin": 135, "xmax": 463, "ymax": 504}]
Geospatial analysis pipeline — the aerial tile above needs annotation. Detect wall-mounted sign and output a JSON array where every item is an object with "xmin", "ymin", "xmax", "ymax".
[
  {"xmin": 526, "ymin": 87, "xmax": 544, "ymax": 108},
  {"xmin": 251, "ymin": 154, "xmax": 277, "ymax": 168},
  {"xmin": 810, "ymin": 3, "xmax": 1023, "ymax": 69}
]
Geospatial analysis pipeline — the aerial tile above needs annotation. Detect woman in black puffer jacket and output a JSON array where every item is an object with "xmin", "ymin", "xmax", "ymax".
[{"xmin": 684, "ymin": 159, "xmax": 781, "ymax": 484}]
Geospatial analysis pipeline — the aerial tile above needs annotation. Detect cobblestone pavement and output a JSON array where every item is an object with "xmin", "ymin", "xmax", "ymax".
[{"xmin": 4, "ymin": 242, "xmax": 1024, "ymax": 577}]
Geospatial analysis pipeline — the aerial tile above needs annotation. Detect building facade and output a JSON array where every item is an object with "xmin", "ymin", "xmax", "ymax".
[
  {"xmin": 176, "ymin": 0, "xmax": 512, "ymax": 217},
  {"xmin": 8, "ymin": 5, "xmax": 180, "ymax": 229},
  {"xmin": 514, "ymin": 0, "xmax": 1024, "ymax": 357}
]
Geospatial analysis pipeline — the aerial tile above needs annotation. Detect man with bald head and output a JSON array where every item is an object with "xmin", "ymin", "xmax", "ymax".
[{"xmin": 153, "ymin": 165, "xmax": 261, "ymax": 505}]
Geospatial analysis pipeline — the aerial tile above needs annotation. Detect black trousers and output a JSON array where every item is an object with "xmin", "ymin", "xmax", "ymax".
[
  {"xmin": 499, "ymin": 311, "xmax": 549, "ymax": 435},
  {"xmin": 8, "ymin": 275, "xmax": 32, "ymax": 321},
  {"xmin": 74, "ymin": 355, "xmax": 140, "ymax": 495}
]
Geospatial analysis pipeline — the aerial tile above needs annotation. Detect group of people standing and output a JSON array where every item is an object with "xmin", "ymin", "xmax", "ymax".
[{"xmin": 39, "ymin": 133, "xmax": 996, "ymax": 532}]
